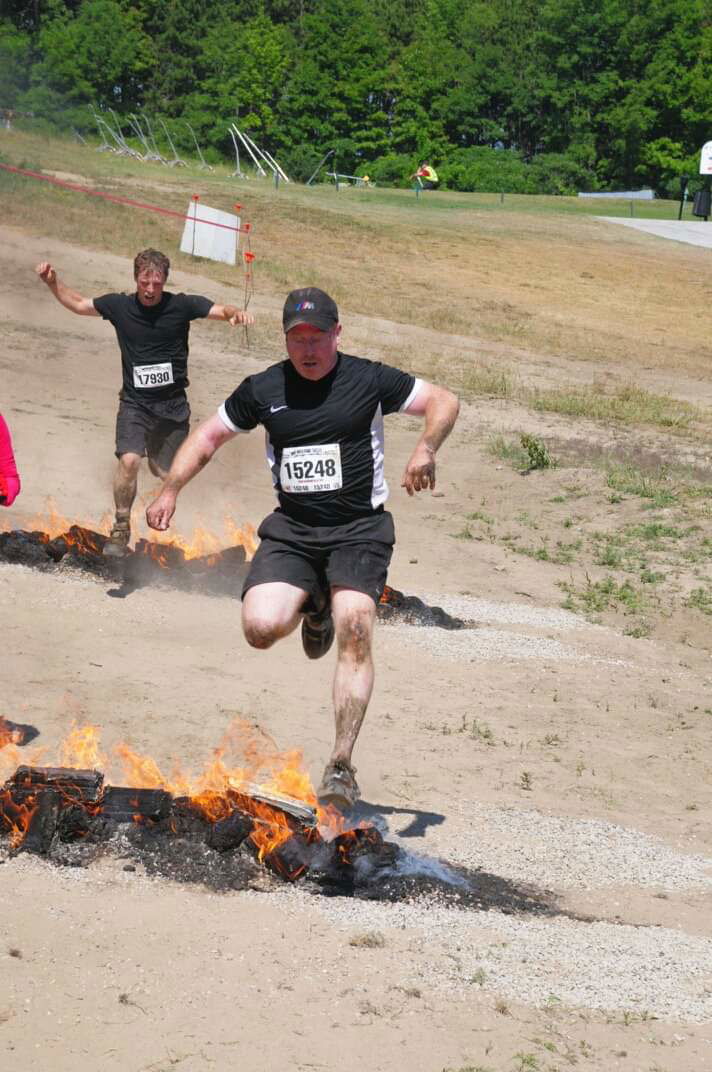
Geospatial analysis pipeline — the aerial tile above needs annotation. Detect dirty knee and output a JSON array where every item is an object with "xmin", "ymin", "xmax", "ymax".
[
  {"xmin": 336, "ymin": 613, "xmax": 372, "ymax": 661},
  {"xmin": 243, "ymin": 620, "xmax": 278, "ymax": 649}
]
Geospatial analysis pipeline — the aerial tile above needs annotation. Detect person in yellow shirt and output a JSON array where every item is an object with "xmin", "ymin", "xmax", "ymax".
[{"xmin": 412, "ymin": 162, "xmax": 439, "ymax": 190}]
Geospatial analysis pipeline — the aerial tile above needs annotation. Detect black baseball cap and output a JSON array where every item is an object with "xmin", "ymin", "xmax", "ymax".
[{"xmin": 283, "ymin": 287, "xmax": 339, "ymax": 333}]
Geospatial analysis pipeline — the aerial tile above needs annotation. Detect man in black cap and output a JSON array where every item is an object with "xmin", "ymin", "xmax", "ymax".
[{"xmin": 146, "ymin": 287, "xmax": 459, "ymax": 810}]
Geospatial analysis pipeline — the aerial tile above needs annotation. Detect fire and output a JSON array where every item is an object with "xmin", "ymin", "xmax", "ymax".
[
  {"xmin": 60, "ymin": 723, "xmax": 107, "ymax": 771},
  {"xmin": 15, "ymin": 498, "xmax": 258, "ymax": 564},
  {"xmin": 148, "ymin": 518, "xmax": 257, "ymax": 562},
  {"xmin": 0, "ymin": 718, "xmax": 366, "ymax": 866},
  {"xmin": 0, "ymin": 788, "xmax": 37, "ymax": 848},
  {"xmin": 24, "ymin": 498, "xmax": 113, "ymax": 540},
  {"xmin": 110, "ymin": 721, "xmax": 323, "ymax": 859}
]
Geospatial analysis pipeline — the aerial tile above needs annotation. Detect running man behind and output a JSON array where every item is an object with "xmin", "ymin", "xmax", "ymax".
[
  {"xmin": 35, "ymin": 249, "xmax": 254, "ymax": 556},
  {"xmin": 146, "ymin": 286, "xmax": 459, "ymax": 811}
]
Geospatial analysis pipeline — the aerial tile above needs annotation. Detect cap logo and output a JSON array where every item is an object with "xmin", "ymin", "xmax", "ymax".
[{"xmin": 295, "ymin": 301, "xmax": 316, "ymax": 311}]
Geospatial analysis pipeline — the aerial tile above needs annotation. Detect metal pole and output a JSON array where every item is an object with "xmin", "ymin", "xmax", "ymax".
[
  {"xmin": 306, "ymin": 149, "xmax": 334, "ymax": 186},
  {"xmin": 231, "ymin": 124, "xmax": 266, "ymax": 177},
  {"xmin": 260, "ymin": 144, "xmax": 290, "ymax": 183},
  {"xmin": 185, "ymin": 122, "xmax": 213, "ymax": 172},
  {"xmin": 159, "ymin": 118, "xmax": 187, "ymax": 167},
  {"xmin": 228, "ymin": 127, "xmax": 243, "ymax": 177},
  {"xmin": 240, "ymin": 129, "xmax": 276, "ymax": 176}
]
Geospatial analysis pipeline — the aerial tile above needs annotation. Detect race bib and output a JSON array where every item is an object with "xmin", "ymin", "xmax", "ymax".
[
  {"xmin": 133, "ymin": 362, "xmax": 174, "ymax": 389},
  {"xmin": 280, "ymin": 444, "xmax": 342, "ymax": 494}
]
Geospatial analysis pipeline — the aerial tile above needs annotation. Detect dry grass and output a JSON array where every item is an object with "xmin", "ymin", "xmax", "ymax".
[{"xmin": 3, "ymin": 128, "xmax": 712, "ymax": 399}]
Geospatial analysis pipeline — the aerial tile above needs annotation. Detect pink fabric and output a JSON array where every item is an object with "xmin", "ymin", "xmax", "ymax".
[{"xmin": 0, "ymin": 413, "xmax": 20, "ymax": 506}]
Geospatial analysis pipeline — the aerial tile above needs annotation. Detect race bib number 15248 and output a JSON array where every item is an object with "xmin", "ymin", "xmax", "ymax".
[{"xmin": 280, "ymin": 444, "xmax": 342, "ymax": 493}]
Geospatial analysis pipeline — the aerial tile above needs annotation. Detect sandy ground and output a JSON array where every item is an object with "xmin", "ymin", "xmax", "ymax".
[{"xmin": 1, "ymin": 227, "xmax": 712, "ymax": 1072}]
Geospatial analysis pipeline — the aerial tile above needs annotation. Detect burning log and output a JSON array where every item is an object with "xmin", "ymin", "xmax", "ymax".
[
  {"xmin": 133, "ymin": 538, "xmax": 187, "ymax": 570},
  {"xmin": 0, "ymin": 761, "xmax": 401, "ymax": 891},
  {"xmin": 309, "ymin": 826, "xmax": 401, "ymax": 887},
  {"xmin": 100, "ymin": 787, "xmax": 172, "ymax": 823},
  {"xmin": 231, "ymin": 783, "xmax": 318, "ymax": 829},
  {"xmin": 206, "ymin": 808, "xmax": 253, "ymax": 853},
  {"xmin": 21, "ymin": 788, "xmax": 60, "ymax": 854},
  {"xmin": 261, "ymin": 831, "xmax": 315, "ymax": 881},
  {"xmin": 10, "ymin": 765, "xmax": 104, "ymax": 803},
  {"xmin": 57, "ymin": 803, "xmax": 93, "ymax": 842},
  {"xmin": 45, "ymin": 525, "xmax": 108, "ymax": 560}
]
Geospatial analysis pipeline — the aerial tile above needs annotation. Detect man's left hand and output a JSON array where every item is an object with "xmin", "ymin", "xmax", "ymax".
[{"xmin": 401, "ymin": 444, "xmax": 436, "ymax": 496}]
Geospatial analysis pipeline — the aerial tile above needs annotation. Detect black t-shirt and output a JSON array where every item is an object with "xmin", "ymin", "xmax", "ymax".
[
  {"xmin": 219, "ymin": 352, "xmax": 422, "ymax": 525},
  {"xmin": 93, "ymin": 291, "xmax": 213, "ymax": 406}
]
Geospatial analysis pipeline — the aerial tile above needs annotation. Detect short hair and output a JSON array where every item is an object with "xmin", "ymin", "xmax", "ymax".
[{"xmin": 133, "ymin": 249, "xmax": 170, "ymax": 280}]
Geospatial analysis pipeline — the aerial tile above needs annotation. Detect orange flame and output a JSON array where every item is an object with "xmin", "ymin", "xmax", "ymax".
[
  {"xmin": 60, "ymin": 723, "xmax": 107, "ymax": 771},
  {"xmin": 0, "ymin": 788, "xmax": 37, "ymax": 848},
  {"xmin": 13, "ymin": 499, "xmax": 258, "ymax": 563},
  {"xmin": 0, "ymin": 718, "xmax": 363, "ymax": 860}
]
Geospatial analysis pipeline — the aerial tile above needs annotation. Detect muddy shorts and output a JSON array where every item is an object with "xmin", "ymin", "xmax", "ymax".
[
  {"xmin": 115, "ymin": 399, "xmax": 189, "ymax": 472},
  {"xmin": 243, "ymin": 509, "xmax": 395, "ymax": 607}
]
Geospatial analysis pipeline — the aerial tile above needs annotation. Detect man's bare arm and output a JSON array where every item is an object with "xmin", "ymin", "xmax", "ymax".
[
  {"xmin": 35, "ymin": 262, "xmax": 99, "ymax": 316},
  {"xmin": 146, "ymin": 413, "xmax": 237, "ymax": 531},
  {"xmin": 206, "ymin": 303, "xmax": 255, "ymax": 327},
  {"xmin": 401, "ymin": 382, "xmax": 460, "ymax": 495}
]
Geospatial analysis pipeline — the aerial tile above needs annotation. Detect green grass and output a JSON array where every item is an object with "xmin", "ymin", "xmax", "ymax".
[
  {"xmin": 686, "ymin": 587, "xmax": 712, "ymax": 615},
  {"xmin": 487, "ymin": 435, "xmax": 530, "ymax": 469},
  {"xmin": 559, "ymin": 575, "xmax": 650, "ymax": 615},
  {"xmin": 530, "ymin": 384, "xmax": 699, "ymax": 430},
  {"xmin": 606, "ymin": 465, "xmax": 679, "ymax": 507}
]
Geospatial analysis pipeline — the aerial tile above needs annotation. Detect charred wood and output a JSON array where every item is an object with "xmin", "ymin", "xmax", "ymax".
[
  {"xmin": 9, "ymin": 765, "xmax": 104, "ymax": 803},
  {"xmin": 261, "ymin": 831, "xmax": 314, "ymax": 881},
  {"xmin": 20, "ymin": 787, "xmax": 60, "ymax": 854},
  {"xmin": 206, "ymin": 809, "xmax": 253, "ymax": 853},
  {"xmin": 100, "ymin": 787, "xmax": 172, "ymax": 823}
]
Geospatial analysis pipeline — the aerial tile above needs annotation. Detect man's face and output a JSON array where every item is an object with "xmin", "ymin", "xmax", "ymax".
[
  {"xmin": 285, "ymin": 323, "xmax": 340, "ymax": 381},
  {"xmin": 135, "ymin": 268, "xmax": 167, "ymax": 307}
]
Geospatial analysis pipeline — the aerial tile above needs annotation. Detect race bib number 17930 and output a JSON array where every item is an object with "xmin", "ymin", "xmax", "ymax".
[
  {"xmin": 133, "ymin": 362, "xmax": 174, "ymax": 389},
  {"xmin": 280, "ymin": 444, "xmax": 342, "ymax": 493}
]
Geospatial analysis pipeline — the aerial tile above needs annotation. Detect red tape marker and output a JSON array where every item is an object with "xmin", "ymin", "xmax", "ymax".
[{"xmin": 0, "ymin": 162, "xmax": 250, "ymax": 234}]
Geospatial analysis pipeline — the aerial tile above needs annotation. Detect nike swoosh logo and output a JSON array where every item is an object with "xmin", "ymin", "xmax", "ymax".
[{"xmin": 270, "ymin": 404, "xmax": 288, "ymax": 413}]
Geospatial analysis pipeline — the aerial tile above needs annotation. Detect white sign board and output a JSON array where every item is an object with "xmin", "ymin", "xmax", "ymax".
[
  {"xmin": 700, "ymin": 141, "xmax": 712, "ymax": 175},
  {"xmin": 180, "ymin": 202, "xmax": 240, "ymax": 265}
]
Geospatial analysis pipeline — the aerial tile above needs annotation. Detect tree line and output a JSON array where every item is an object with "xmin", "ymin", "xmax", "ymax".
[{"xmin": 2, "ymin": 0, "xmax": 710, "ymax": 194}]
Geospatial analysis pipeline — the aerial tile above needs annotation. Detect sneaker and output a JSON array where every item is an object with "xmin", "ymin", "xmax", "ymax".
[
  {"xmin": 103, "ymin": 516, "xmax": 131, "ymax": 558},
  {"xmin": 301, "ymin": 603, "xmax": 334, "ymax": 660},
  {"xmin": 317, "ymin": 761, "xmax": 360, "ymax": 811}
]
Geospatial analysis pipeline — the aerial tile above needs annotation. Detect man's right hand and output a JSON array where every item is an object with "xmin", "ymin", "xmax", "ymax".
[
  {"xmin": 36, "ymin": 261, "xmax": 57, "ymax": 285},
  {"xmin": 146, "ymin": 489, "xmax": 177, "ymax": 531}
]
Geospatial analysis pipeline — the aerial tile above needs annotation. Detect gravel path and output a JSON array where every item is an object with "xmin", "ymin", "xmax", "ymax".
[{"xmin": 249, "ymin": 885, "xmax": 712, "ymax": 1022}]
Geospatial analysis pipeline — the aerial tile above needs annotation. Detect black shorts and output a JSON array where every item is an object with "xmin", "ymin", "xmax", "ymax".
[
  {"xmin": 243, "ymin": 510, "xmax": 395, "ymax": 607},
  {"xmin": 115, "ymin": 400, "xmax": 189, "ymax": 471}
]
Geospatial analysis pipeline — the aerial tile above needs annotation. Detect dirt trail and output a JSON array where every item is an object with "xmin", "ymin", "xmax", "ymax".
[{"xmin": 1, "ymin": 227, "xmax": 711, "ymax": 1072}]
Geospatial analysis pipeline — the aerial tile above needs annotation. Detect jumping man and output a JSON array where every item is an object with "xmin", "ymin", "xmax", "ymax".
[
  {"xmin": 146, "ymin": 287, "xmax": 459, "ymax": 810},
  {"xmin": 35, "ymin": 249, "xmax": 254, "ymax": 556}
]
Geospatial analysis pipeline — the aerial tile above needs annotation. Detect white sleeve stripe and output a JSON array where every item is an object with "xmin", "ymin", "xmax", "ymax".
[
  {"xmin": 217, "ymin": 402, "xmax": 250, "ymax": 434},
  {"xmin": 399, "ymin": 377, "xmax": 425, "ymax": 412}
]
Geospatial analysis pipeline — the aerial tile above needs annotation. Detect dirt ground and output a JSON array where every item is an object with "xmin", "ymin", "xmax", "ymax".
[{"xmin": 1, "ymin": 225, "xmax": 712, "ymax": 1072}]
